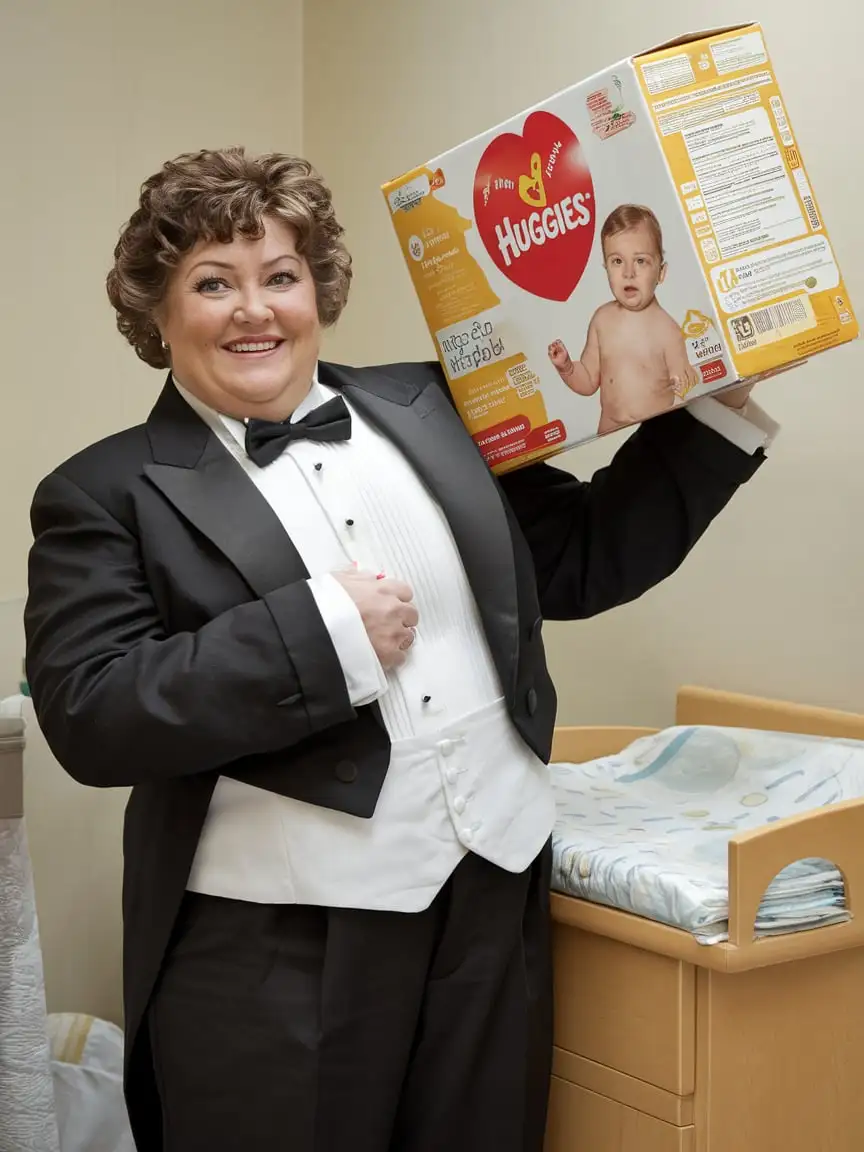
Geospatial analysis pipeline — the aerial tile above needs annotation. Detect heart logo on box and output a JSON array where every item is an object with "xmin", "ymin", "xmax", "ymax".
[{"xmin": 473, "ymin": 111, "xmax": 596, "ymax": 302}]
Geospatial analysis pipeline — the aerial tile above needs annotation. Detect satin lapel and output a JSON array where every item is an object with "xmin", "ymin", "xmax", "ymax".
[
  {"xmin": 144, "ymin": 382, "xmax": 309, "ymax": 597},
  {"xmin": 321, "ymin": 363, "xmax": 521, "ymax": 700}
]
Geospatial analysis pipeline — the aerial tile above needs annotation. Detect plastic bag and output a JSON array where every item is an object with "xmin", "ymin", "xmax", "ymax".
[{"xmin": 47, "ymin": 1015, "xmax": 135, "ymax": 1152}]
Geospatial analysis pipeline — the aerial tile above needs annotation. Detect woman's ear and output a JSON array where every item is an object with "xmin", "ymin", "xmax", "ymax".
[{"xmin": 151, "ymin": 310, "xmax": 169, "ymax": 353}]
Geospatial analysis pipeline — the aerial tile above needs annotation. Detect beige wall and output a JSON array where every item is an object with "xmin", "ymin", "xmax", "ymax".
[
  {"xmin": 304, "ymin": 0, "xmax": 864, "ymax": 722},
  {"xmin": 0, "ymin": 0, "xmax": 304, "ymax": 601}
]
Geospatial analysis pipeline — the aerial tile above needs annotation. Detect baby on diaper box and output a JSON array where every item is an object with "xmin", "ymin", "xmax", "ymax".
[
  {"xmin": 382, "ymin": 23, "xmax": 857, "ymax": 473},
  {"xmin": 548, "ymin": 203, "xmax": 701, "ymax": 435}
]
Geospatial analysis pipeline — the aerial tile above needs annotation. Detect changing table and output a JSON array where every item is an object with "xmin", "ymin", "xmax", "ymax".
[{"xmin": 545, "ymin": 685, "xmax": 864, "ymax": 1152}]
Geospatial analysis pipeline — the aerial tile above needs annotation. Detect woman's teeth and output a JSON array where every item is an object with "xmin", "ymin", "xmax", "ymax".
[{"xmin": 228, "ymin": 341, "xmax": 280, "ymax": 352}]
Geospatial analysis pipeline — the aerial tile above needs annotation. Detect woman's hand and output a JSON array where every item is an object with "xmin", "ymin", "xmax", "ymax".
[
  {"xmin": 333, "ymin": 569, "xmax": 419, "ymax": 669},
  {"xmin": 714, "ymin": 382, "xmax": 755, "ymax": 410}
]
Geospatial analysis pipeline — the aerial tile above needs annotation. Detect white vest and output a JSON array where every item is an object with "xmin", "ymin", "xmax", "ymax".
[{"xmin": 177, "ymin": 378, "xmax": 556, "ymax": 913}]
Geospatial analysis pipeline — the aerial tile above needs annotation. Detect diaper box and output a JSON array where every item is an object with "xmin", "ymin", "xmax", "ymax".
[{"xmin": 382, "ymin": 23, "xmax": 857, "ymax": 472}]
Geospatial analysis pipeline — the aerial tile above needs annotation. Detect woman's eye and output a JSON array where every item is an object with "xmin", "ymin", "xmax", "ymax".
[
  {"xmin": 195, "ymin": 278, "xmax": 227, "ymax": 294},
  {"xmin": 269, "ymin": 271, "xmax": 297, "ymax": 287}
]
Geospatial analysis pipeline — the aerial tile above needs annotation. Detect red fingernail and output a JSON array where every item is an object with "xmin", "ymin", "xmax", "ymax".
[{"xmin": 376, "ymin": 572, "xmax": 386, "ymax": 580}]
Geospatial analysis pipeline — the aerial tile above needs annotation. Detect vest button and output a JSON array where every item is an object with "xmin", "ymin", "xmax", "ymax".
[
  {"xmin": 335, "ymin": 760, "xmax": 358, "ymax": 783},
  {"xmin": 526, "ymin": 688, "xmax": 538, "ymax": 716}
]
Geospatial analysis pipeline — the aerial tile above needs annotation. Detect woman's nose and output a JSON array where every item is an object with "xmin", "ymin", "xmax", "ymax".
[{"xmin": 235, "ymin": 291, "xmax": 274, "ymax": 325}]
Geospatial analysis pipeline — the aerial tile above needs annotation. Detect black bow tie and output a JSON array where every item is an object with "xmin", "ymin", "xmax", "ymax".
[{"xmin": 244, "ymin": 395, "xmax": 352, "ymax": 467}]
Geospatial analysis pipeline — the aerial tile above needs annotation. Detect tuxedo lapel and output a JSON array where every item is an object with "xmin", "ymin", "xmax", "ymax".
[
  {"xmin": 320, "ymin": 362, "xmax": 521, "ymax": 698},
  {"xmin": 144, "ymin": 380, "xmax": 309, "ymax": 597}
]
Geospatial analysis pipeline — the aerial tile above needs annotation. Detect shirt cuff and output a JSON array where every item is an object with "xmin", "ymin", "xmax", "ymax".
[
  {"xmin": 307, "ymin": 574, "xmax": 388, "ymax": 707},
  {"xmin": 687, "ymin": 395, "xmax": 781, "ymax": 455}
]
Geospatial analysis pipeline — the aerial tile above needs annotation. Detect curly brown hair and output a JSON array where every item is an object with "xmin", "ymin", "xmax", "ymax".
[{"xmin": 106, "ymin": 148, "xmax": 352, "ymax": 368}]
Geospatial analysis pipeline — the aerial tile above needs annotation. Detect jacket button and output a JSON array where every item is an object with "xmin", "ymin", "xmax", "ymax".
[
  {"xmin": 335, "ymin": 760, "xmax": 358, "ymax": 783},
  {"xmin": 526, "ymin": 688, "xmax": 538, "ymax": 716},
  {"xmin": 529, "ymin": 616, "xmax": 542, "ymax": 642}
]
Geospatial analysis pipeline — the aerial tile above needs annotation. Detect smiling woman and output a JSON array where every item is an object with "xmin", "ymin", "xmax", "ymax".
[{"xmin": 24, "ymin": 145, "xmax": 772, "ymax": 1152}]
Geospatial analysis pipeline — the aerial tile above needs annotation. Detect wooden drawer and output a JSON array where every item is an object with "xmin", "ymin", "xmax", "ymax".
[
  {"xmin": 545, "ymin": 1077, "xmax": 694, "ymax": 1152},
  {"xmin": 552, "ymin": 1049, "xmax": 693, "ymax": 1127},
  {"xmin": 552, "ymin": 923, "xmax": 695, "ymax": 1095}
]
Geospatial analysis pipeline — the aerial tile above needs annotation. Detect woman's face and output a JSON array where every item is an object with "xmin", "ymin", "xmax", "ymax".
[{"xmin": 157, "ymin": 216, "xmax": 321, "ymax": 421}]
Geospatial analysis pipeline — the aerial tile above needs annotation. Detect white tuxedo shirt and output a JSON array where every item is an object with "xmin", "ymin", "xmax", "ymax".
[{"xmin": 178, "ymin": 374, "xmax": 777, "ymax": 911}]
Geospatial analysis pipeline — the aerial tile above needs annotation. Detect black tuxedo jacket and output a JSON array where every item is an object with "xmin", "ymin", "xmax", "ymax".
[{"xmin": 24, "ymin": 360, "xmax": 763, "ymax": 1148}]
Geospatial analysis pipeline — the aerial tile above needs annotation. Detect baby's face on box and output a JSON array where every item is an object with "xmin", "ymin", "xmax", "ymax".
[{"xmin": 603, "ymin": 223, "xmax": 665, "ymax": 311}]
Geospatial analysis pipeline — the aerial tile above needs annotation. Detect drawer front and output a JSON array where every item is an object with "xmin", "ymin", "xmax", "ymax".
[
  {"xmin": 552, "ymin": 924, "xmax": 695, "ymax": 1094},
  {"xmin": 545, "ymin": 1077, "xmax": 694, "ymax": 1152},
  {"xmin": 552, "ymin": 1048, "xmax": 694, "ymax": 1127}
]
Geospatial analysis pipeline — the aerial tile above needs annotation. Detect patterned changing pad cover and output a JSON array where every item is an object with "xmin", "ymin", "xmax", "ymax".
[{"xmin": 550, "ymin": 726, "xmax": 864, "ymax": 943}]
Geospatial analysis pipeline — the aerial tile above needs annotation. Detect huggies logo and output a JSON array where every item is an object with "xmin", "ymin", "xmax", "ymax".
[
  {"xmin": 494, "ymin": 189, "xmax": 593, "ymax": 268},
  {"xmin": 474, "ymin": 111, "xmax": 596, "ymax": 302},
  {"xmin": 518, "ymin": 153, "xmax": 546, "ymax": 207}
]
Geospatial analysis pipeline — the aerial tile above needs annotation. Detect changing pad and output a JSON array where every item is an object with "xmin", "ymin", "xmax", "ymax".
[{"xmin": 550, "ymin": 725, "xmax": 864, "ymax": 943}]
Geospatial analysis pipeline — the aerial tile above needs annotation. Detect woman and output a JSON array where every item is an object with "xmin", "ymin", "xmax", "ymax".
[{"xmin": 24, "ymin": 148, "xmax": 773, "ymax": 1152}]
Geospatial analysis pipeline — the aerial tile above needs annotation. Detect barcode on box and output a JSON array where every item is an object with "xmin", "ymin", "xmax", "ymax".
[
  {"xmin": 754, "ymin": 298, "xmax": 807, "ymax": 333},
  {"xmin": 728, "ymin": 295, "xmax": 815, "ymax": 351}
]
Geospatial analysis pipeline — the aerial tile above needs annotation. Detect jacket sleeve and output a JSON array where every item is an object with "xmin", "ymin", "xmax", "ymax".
[
  {"xmin": 24, "ymin": 471, "xmax": 358, "ymax": 788},
  {"xmin": 498, "ymin": 408, "xmax": 765, "ymax": 621}
]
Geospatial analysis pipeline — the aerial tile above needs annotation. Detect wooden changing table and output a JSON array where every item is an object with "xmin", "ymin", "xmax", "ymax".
[{"xmin": 545, "ymin": 686, "xmax": 864, "ymax": 1152}]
